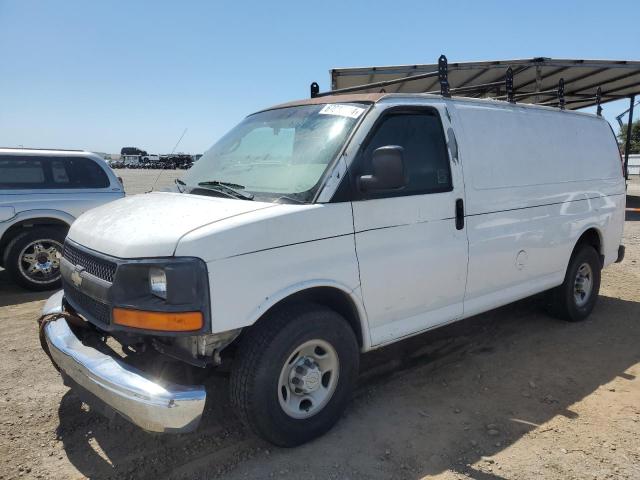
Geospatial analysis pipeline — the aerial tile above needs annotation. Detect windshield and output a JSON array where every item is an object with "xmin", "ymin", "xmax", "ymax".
[{"xmin": 181, "ymin": 103, "xmax": 367, "ymax": 202}]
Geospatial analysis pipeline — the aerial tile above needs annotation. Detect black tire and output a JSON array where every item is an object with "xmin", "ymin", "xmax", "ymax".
[
  {"xmin": 548, "ymin": 244, "xmax": 601, "ymax": 322},
  {"xmin": 4, "ymin": 227, "xmax": 66, "ymax": 291},
  {"xmin": 230, "ymin": 303, "xmax": 359, "ymax": 447}
]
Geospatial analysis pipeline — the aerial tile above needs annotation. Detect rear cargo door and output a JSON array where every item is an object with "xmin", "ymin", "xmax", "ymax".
[{"xmin": 351, "ymin": 103, "xmax": 468, "ymax": 346}]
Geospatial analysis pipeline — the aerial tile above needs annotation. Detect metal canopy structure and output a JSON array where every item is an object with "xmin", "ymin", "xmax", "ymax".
[
  {"xmin": 311, "ymin": 56, "xmax": 640, "ymax": 178},
  {"xmin": 327, "ymin": 57, "xmax": 640, "ymax": 110}
]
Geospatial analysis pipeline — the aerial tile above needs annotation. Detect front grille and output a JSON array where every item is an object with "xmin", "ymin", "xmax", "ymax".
[
  {"xmin": 63, "ymin": 280, "xmax": 111, "ymax": 326},
  {"xmin": 63, "ymin": 242, "xmax": 117, "ymax": 283}
]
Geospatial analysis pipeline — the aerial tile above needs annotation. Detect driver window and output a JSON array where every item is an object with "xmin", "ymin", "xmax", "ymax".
[{"xmin": 359, "ymin": 110, "xmax": 452, "ymax": 197}]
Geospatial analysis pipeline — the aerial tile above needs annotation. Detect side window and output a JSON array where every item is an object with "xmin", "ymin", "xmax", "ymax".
[
  {"xmin": 57, "ymin": 157, "xmax": 110, "ymax": 188},
  {"xmin": 0, "ymin": 156, "xmax": 47, "ymax": 189},
  {"xmin": 0, "ymin": 155, "xmax": 110, "ymax": 189},
  {"xmin": 358, "ymin": 110, "xmax": 452, "ymax": 197}
]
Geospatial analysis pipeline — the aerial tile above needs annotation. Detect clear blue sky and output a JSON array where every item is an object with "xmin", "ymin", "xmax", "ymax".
[{"xmin": 1, "ymin": 0, "xmax": 638, "ymax": 154}]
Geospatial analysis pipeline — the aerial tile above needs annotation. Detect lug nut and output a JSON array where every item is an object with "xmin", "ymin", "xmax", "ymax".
[
  {"xmin": 304, "ymin": 359, "xmax": 313, "ymax": 367},
  {"xmin": 291, "ymin": 377, "xmax": 301, "ymax": 385},
  {"xmin": 295, "ymin": 365, "xmax": 306, "ymax": 375}
]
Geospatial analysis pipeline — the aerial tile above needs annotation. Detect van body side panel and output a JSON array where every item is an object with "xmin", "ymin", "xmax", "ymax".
[
  {"xmin": 451, "ymin": 102, "xmax": 625, "ymax": 312},
  {"xmin": 452, "ymin": 104, "xmax": 624, "ymax": 214}
]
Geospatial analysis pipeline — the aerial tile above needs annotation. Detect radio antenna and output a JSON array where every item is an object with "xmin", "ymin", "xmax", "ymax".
[
  {"xmin": 148, "ymin": 128, "xmax": 188, "ymax": 193},
  {"xmin": 171, "ymin": 128, "xmax": 188, "ymax": 154}
]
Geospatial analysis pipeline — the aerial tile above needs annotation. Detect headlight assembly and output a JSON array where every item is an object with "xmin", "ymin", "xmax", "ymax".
[
  {"xmin": 109, "ymin": 257, "xmax": 210, "ymax": 334},
  {"xmin": 149, "ymin": 267, "xmax": 167, "ymax": 299}
]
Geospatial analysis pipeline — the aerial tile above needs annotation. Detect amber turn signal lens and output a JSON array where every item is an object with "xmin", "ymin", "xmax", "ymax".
[{"xmin": 112, "ymin": 308, "xmax": 203, "ymax": 332}]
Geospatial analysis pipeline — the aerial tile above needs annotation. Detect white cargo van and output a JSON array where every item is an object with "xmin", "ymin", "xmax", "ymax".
[{"xmin": 40, "ymin": 93, "xmax": 625, "ymax": 446}]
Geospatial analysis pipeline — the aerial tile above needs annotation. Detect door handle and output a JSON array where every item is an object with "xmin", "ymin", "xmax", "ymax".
[{"xmin": 455, "ymin": 198, "xmax": 464, "ymax": 230}]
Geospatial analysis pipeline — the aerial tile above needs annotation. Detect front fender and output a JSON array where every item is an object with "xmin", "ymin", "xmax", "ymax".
[{"xmin": 245, "ymin": 280, "xmax": 371, "ymax": 350}]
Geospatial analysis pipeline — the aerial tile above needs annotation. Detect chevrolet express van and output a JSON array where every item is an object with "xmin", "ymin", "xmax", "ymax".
[{"xmin": 40, "ymin": 93, "xmax": 625, "ymax": 446}]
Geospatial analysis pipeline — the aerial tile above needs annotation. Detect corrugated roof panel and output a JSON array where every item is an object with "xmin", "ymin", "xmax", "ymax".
[{"xmin": 329, "ymin": 58, "xmax": 640, "ymax": 110}]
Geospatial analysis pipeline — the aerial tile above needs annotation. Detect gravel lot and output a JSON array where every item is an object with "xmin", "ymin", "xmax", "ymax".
[
  {"xmin": 0, "ymin": 171, "xmax": 639, "ymax": 480},
  {"xmin": 115, "ymin": 168, "xmax": 184, "ymax": 195}
]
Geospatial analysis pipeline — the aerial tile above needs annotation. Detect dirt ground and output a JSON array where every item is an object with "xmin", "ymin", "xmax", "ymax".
[
  {"xmin": 0, "ymin": 173, "xmax": 639, "ymax": 480},
  {"xmin": 115, "ymin": 168, "xmax": 184, "ymax": 195}
]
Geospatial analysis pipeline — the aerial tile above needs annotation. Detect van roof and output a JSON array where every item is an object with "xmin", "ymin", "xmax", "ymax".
[
  {"xmin": 268, "ymin": 93, "xmax": 387, "ymax": 110},
  {"xmin": 263, "ymin": 93, "xmax": 604, "ymax": 120}
]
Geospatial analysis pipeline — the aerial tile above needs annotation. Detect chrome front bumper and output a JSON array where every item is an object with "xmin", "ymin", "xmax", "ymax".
[{"xmin": 42, "ymin": 291, "xmax": 206, "ymax": 433}]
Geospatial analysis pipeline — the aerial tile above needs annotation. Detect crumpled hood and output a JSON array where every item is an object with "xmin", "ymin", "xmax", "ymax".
[{"xmin": 68, "ymin": 192, "xmax": 275, "ymax": 258}]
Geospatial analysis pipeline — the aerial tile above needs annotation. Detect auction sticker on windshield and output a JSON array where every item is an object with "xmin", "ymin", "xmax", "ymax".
[{"xmin": 319, "ymin": 104, "xmax": 365, "ymax": 119}]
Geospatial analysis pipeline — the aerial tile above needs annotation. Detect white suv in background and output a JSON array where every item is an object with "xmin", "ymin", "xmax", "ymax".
[{"xmin": 0, "ymin": 148, "xmax": 124, "ymax": 290}]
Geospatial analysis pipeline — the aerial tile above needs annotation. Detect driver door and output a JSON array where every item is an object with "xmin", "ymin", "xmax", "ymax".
[{"xmin": 350, "ymin": 104, "xmax": 468, "ymax": 346}]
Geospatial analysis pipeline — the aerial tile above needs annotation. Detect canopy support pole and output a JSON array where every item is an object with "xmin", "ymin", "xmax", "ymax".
[
  {"xmin": 534, "ymin": 65, "xmax": 542, "ymax": 104},
  {"xmin": 624, "ymin": 95, "xmax": 635, "ymax": 180},
  {"xmin": 506, "ymin": 67, "xmax": 515, "ymax": 103}
]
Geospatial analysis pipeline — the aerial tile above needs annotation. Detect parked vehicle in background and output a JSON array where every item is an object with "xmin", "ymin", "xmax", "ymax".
[
  {"xmin": 109, "ymin": 153, "xmax": 197, "ymax": 169},
  {"xmin": 158, "ymin": 154, "xmax": 192, "ymax": 169},
  {"xmin": 120, "ymin": 147, "xmax": 147, "ymax": 157},
  {"xmin": 0, "ymin": 148, "xmax": 124, "ymax": 290},
  {"xmin": 109, "ymin": 159, "xmax": 125, "ymax": 169},
  {"xmin": 122, "ymin": 154, "xmax": 141, "ymax": 168},
  {"xmin": 140, "ymin": 154, "xmax": 160, "ymax": 168},
  {"xmin": 41, "ymin": 93, "xmax": 625, "ymax": 446}
]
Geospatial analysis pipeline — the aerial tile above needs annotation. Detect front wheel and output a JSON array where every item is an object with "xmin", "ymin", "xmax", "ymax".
[
  {"xmin": 4, "ymin": 227, "xmax": 66, "ymax": 291},
  {"xmin": 548, "ymin": 244, "xmax": 601, "ymax": 322},
  {"xmin": 230, "ymin": 304, "xmax": 359, "ymax": 446}
]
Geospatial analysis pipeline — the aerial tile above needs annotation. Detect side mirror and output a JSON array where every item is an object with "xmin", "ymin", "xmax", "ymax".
[{"xmin": 358, "ymin": 145, "xmax": 406, "ymax": 193}]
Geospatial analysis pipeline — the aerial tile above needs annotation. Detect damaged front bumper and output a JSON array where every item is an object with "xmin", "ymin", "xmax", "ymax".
[{"xmin": 41, "ymin": 291, "xmax": 206, "ymax": 433}]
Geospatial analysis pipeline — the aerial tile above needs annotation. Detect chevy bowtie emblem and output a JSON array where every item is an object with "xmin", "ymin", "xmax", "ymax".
[{"xmin": 71, "ymin": 265, "xmax": 84, "ymax": 288}]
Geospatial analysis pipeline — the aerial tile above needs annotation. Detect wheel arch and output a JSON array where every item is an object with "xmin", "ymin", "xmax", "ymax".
[
  {"xmin": 0, "ymin": 211, "xmax": 72, "ymax": 263},
  {"xmin": 573, "ymin": 226, "xmax": 604, "ymax": 266},
  {"xmin": 246, "ymin": 282, "xmax": 370, "ymax": 351}
]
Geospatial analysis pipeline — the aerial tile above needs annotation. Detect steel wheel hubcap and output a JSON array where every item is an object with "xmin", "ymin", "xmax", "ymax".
[
  {"xmin": 18, "ymin": 239, "xmax": 63, "ymax": 284},
  {"xmin": 574, "ymin": 262, "xmax": 593, "ymax": 307},
  {"xmin": 277, "ymin": 339, "xmax": 339, "ymax": 419}
]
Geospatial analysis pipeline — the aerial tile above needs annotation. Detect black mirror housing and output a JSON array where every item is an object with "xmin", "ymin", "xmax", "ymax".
[{"xmin": 358, "ymin": 145, "xmax": 407, "ymax": 193}]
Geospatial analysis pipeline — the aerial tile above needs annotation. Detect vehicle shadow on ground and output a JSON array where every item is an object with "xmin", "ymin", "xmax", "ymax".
[
  {"xmin": 55, "ymin": 294, "xmax": 640, "ymax": 480},
  {"xmin": 0, "ymin": 269, "xmax": 54, "ymax": 308}
]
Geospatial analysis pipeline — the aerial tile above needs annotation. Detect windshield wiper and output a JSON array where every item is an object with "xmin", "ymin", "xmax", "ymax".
[
  {"xmin": 175, "ymin": 178, "xmax": 186, "ymax": 192},
  {"xmin": 199, "ymin": 180, "xmax": 246, "ymax": 189},
  {"xmin": 196, "ymin": 180, "xmax": 254, "ymax": 200}
]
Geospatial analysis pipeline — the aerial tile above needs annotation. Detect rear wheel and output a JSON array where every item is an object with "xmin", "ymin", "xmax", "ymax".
[
  {"xmin": 548, "ymin": 244, "xmax": 601, "ymax": 322},
  {"xmin": 4, "ymin": 227, "xmax": 66, "ymax": 290},
  {"xmin": 230, "ymin": 303, "xmax": 359, "ymax": 446}
]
